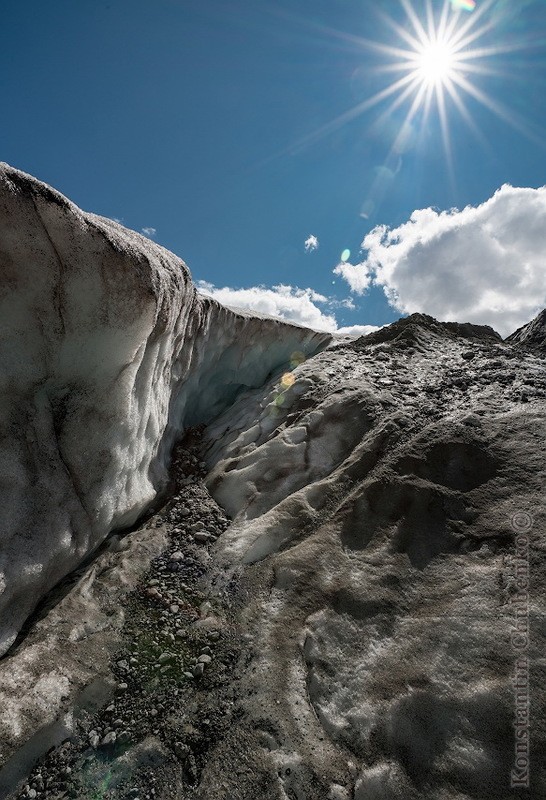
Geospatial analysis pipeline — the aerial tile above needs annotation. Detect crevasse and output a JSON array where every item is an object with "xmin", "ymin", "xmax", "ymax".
[{"xmin": 0, "ymin": 164, "xmax": 330, "ymax": 655}]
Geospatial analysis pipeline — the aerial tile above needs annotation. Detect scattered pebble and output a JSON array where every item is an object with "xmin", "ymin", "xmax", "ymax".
[{"xmin": 88, "ymin": 731, "xmax": 100, "ymax": 748}]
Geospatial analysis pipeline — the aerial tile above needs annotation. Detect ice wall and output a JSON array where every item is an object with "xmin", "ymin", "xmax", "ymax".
[{"xmin": 0, "ymin": 164, "xmax": 330, "ymax": 655}]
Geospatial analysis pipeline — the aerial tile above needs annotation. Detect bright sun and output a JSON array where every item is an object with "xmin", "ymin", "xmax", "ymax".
[
  {"xmin": 416, "ymin": 40, "xmax": 456, "ymax": 86},
  {"xmin": 349, "ymin": 0, "xmax": 530, "ymax": 172},
  {"xmin": 285, "ymin": 0, "xmax": 533, "ymax": 183}
]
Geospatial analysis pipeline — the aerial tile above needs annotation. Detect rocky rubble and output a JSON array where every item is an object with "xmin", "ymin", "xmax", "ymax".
[{"xmin": 5, "ymin": 430, "xmax": 245, "ymax": 800}]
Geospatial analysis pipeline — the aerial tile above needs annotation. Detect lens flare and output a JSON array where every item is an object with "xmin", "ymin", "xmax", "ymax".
[
  {"xmin": 290, "ymin": 351, "xmax": 306, "ymax": 368},
  {"xmin": 451, "ymin": 0, "xmax": 476, "ymax": 11},
  {"xmin": 341, "ymin": 249, "xmax": 351, "ymax": 262},
  {"xmin": 281, "ymin": 372, "xmax": 296, "ymax": 388}
]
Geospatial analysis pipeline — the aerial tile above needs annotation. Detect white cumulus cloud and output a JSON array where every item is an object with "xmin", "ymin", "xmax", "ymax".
[
  {"xmin": 304, "ymin": 234, "xmax": 319, "ymax": 252},
  {"xmin": 333, "ymin": 260, "xmax": 372, "ymax": 294},
  {"xmin": 334, "ymin": 184, "xmax": 546, "ymax": 337},
  {"xmin": 196, "ymin": 281, "xmax": 378, "ymax": 337},
  {"xmin": 337, "ymin": 324, "xmax": 380, "ymax": 337},
  {"xmin": 141, "ymin": 226, "xmax": 157, "ymax": 237}
]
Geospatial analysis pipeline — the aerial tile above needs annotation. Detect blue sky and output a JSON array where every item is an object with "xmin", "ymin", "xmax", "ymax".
[{"xmin": 2, "ymin": 0, "xmax": 546, "ymax": 335}]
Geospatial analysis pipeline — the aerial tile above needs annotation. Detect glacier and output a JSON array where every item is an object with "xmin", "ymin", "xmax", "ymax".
[
  {"xmin": 0, "ymin": 163, "xmax": 330, "ymax": 657},
  {"xmin": 0, "ymin": 167, "xmax": 545, "ymax": 800}
]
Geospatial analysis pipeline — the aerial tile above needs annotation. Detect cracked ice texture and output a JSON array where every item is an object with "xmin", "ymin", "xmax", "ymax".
[{"xmin": 0, "ymin": 164, "xmax": 330, "ymax": 655}]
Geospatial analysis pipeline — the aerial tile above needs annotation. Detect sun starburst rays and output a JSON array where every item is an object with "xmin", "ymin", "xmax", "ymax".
[
  {"xmin": 263, "ymin": 0, "xmax": 539, "ymax": 173},
  {"xmin": 380, "ymin": 8, "xmax": 493, "ymax": 94},
  {"xmin": 346, "ymin": 0, "xmax": 539, "ymax": 172}
]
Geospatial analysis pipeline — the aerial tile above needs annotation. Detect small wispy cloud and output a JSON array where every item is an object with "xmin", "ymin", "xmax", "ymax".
[
  {"xmin": 304, "ymin": 234, "xmax": 319, "ymax": 252},
  {"xmin": 141, "ymin": 227, "xmax": 157, "ymax": 238},
  {"xmin": 328, "ymin": 296, "xmax": 356, "ymax": 311}
]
